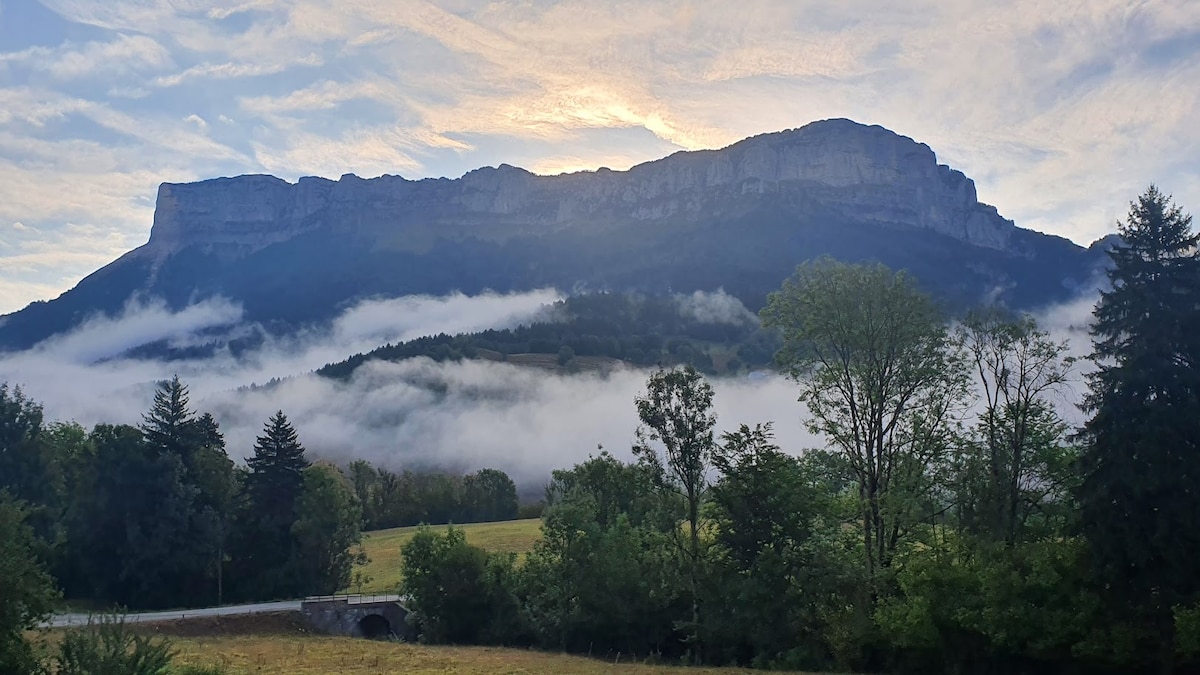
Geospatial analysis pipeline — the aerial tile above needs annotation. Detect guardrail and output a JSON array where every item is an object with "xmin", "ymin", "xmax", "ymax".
[{"xmin": 303, "ymin": 593, "xmax": 403, "ymax": 604}]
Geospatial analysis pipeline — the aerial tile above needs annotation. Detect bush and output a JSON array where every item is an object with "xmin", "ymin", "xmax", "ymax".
[
  {"xmin": 401, "ymin": 525, "xmax": 524, "ymax": 644},
  {"xmin": 56, "ymin": 614, "xmax": 174, "ymax": 675}
]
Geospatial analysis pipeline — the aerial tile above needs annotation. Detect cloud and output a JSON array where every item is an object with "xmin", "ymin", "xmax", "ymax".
[
  {"xmin": 0, "ymin": 289, "xmax": 825, "ymax": 485},
  {"xmin": 0, "ymin": 287, "xmax": 1099, "ymax": 486},
  {"xmin": 0, "ymin": 34, "xmax": 173, "ymax": 80},
  {"xmin": 151, "ymin": 55, "xmax": 322, "ymax": 87},
  {"xmin": 676, "ymin": 289, "xmax": 759, "ymax": 326},
  {"xmin": 5, "ymin": 0, "xmax": 1200, "ymax": 313},
  {"xmin": 183, "ymin": 114, "xmax": 208, "ymax": 131}
]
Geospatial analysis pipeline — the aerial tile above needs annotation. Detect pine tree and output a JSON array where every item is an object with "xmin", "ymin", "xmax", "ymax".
[
  {"xmin": 141, "ymin": 376, "xmax": 194, "ymax": 460},
  {"xmin": 234, "ymin": 411, "xmax": 310, "ymax": 599},
  {"xmin": 1078, "ymin": 186, "xmax": 1200, "ymax": 672},
  {"xmin": 245, "ymin": 411, "xmax": 309, "ymax": 528}
]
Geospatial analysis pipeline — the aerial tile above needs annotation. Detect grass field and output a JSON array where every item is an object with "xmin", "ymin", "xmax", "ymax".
[
  {"xmin": 345, "ymin": 518, "xmax": 543, "ymax": 594},
  {"xmin": 133, "ymin": 613, "xmax": 820, "ymax": 675}
]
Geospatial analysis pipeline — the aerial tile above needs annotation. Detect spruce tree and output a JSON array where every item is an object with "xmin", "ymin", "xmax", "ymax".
[
  {"xmin": 235, "ymin": 411, "xmax": 310, "ymax": 599},
  {"xmin": 141, "ymin": 375, "xmax": 194, "ymax": 461},
  {"xmin": 1078, "ymin": 186, "xmax": 1200, "ymax": 671}
]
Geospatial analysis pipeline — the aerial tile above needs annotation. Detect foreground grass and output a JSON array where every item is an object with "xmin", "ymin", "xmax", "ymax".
[
  {"xmin": 125, "ymin": 613, "xmax": 819, "ymax": 675},
  {"xmin": 345, "ymin": 518, "xmax": 543, "ymax": 594},
  {"xmin": 173, "ymin": 637, "xmax": 810, "ymax": 674}
]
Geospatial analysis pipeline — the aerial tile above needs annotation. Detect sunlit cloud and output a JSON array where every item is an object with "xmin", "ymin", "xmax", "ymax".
[{"xmin": 0, "ymin": 0, "xmax": 1197, "ymax": 313}]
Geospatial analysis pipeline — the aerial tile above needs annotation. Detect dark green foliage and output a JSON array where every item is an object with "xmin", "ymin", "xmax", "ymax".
[
  {"xmin": 1078, "ymin": 186, "xmax": 1200, "ymax": 670},
  {"xmin": 0, "ymin": 495, "xmax": 59, "ymax": 675},
  {"xmin": 318, "ymin": 293, "xmax": 777, "ymax": 379},
  {"xmin": 244, "ymin": 410, "xmax": 310, "ymax": 531},
  {"xmin": 544, "ymin": 449, "xmax": 664, "ymax": 530},
  {"xmin": 230, "ymin": 410, "xmax": 311, "ymax": 600},
  {"xmin": 0, "ymin": 384, "xmax": 49, "ymax": 513},
  {"xmin": 954, "ymin": 310, "xmax": 1078, "ymax": 545},
  {"xmin": 291, "ymin": 463, "xmax": 366, "ymax": 595},
  {"xmin": 68, "ymin": 423, "xmax": 208, "ymax": 608},
  {"xmin": 462, "ymin": 468, "xmax": 519, "ymax": 523},
  {"xmin": 702, "ymin": 424, "xmax": 854, "ymax": 670},
  {"xmin": 521, "ymin": 506, "xmax": 683, "ymax": 657},
  {"xmin": 56, "ymin": 614, "xmax": 174, "ymax": 675},
  {"xmin": 348, "ymin": 462, "xmax": 521, "ymax": 530},
  {"xmin": 400, "ymin": 526, "xmax": 524, "ymax": 645},
  {"xmin": 634, "ymin": 365, "xmax": 717, "ymax": 659},
  {"xmin": 762, "ymin": 258, "xmax": 966, "ymax": 587}
]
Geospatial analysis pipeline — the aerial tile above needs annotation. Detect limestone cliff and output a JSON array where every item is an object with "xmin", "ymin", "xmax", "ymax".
[{"xmin": 142, "ymin": 118, "xmax": 1016, "ymax": 261}]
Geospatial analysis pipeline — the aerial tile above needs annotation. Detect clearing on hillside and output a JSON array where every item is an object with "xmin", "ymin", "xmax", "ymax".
[{"xmin": 345, "ymin": 518, "xmax": 543, "ymax": 594}]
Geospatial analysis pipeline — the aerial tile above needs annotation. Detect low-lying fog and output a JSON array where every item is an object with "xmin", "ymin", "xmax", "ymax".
[{"xmin": 0, "ymin": 289, "xmax": 1095, "ymax": 486}]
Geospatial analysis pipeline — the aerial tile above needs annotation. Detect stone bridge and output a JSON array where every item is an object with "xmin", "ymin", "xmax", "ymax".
[{"xmin": 300, "ymin": 594, "xmax": 415, "ymax": 640}]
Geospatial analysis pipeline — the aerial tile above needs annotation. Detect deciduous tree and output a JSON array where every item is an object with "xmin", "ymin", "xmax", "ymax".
[{"xmin": 761, "ymin": 258, "xmax": 966, "ymax": 589}]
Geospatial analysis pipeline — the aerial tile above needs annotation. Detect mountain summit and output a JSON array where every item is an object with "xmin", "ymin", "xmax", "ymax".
[{"xmin": 0, "ymin": 119, "xmax": 1102, "ymax": 351}]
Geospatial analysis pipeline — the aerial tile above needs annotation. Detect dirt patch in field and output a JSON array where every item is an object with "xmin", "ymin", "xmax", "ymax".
[{"xmin": 134, "ymin": 611, "xmax": 310, "ymax": 638}]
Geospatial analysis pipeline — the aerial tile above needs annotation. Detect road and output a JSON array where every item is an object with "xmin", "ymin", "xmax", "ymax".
[
  {"xmin": 45, "ymin": 594, "xmax": 405, "ymax": 628},
  {"xmin": 45, "ymin": 599, "xmax": 301, "ymax": 627}
]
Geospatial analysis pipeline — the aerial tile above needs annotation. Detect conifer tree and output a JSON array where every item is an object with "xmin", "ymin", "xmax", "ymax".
[
  {"xmin": 233, "ymin": 410, "xmax": 310, "ymax": 599},
  {"xmin": 140, "ymin": 376, "xmax": 194, "ymax": 461},
  {"xmin": 245, "ymin": 411, "xmax": 309, "ymax": 529},
  {"xmin": 1078, "ymin": 186, "xmax": 1200, "ymax": 671}
]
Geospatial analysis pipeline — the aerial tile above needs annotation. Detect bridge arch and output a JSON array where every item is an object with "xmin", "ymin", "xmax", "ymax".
[{"xmin": 357, "ymin": 613, "xmax": 392, "ymax": 639}]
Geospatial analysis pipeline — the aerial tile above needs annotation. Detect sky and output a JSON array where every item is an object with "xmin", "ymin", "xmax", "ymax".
[{"xmin": 0, "ymin": 0, "xmax": 1198, "ymax": 315}]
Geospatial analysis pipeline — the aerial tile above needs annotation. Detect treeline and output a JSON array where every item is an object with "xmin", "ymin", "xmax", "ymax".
[
  {"xmin": 395, "ymin": 188, "xmax": 1200, "ymax": 674},
  {"xmin": 317, "ymin": 292, "xmax": 781, "ymax": 379},
  {"xmin": 0, "ymin": 379, "xmax": 364, "ymax": 610},
  {"xmin": 345, "ymin": 461, "xmax": 521, "ymax": 530}
]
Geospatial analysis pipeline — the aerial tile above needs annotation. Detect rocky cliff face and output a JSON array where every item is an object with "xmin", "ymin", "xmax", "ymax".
[{"xmin": 143, "ymin": 118, "xmax": 1015, "ymax": 261}]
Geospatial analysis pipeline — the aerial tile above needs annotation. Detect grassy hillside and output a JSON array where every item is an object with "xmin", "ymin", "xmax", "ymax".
[{"xmin": 345, "ymin": 518, "xmax": 543, "ymax": 594}]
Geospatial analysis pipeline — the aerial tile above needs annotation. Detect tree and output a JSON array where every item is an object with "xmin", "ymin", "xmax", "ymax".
[
  {"xmin": 462, "ymin": 468, "xmax": 518, "ymax": 522},
  {"xmin": 292, "ymin": 462, "xmax": 366, "ymax": 595},
  {"xmin": 761, "ymin": 258, "xmax": 966, "ymax": 589},
  {"xmin": 345, "ymin": 460, "xmax": 379, "ymax": 528},
  {"xmin": 140, "ymin": 376, "xmax": 194, "ymax": 461},
  {"xmin": 0, "ymin": 384, "xmax": 52, "ymax": 517},
  {"xmin": 401, "ymin": 526, "xmax": 521, "ymax": 644},
  {"xmin": 185, "ymin": 412, "xmax": 236, "ymax": 605},
  {"xmin": 1078, "ymin": 186, "xmax": 1200, "ymax": 672},
  {"xmin": 633, "ymin": 365, "xmax": 716, "ymax": 659},
  {"xmin": 955, "ymin": 310, "xmax": 1077, "ymax": 545},
  {"xmin": 231, "ymin": 410, "xmax": 311, "ymax": 600},
  {"xmin": 138, "ymin": 378, "xmax": 233, "ymax": 606},
  {"xmin": 0, "ymin": 495, "xmax": 59, "ymax": 675},
  {"xmin": 704, "ymin": 423, "xmax": 842, "ymax": 668},
  {"xmin": 67, "ymin": 423, "xmax": 202, "ymax": 609}
]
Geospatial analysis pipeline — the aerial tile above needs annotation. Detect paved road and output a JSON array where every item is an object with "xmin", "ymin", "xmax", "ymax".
[{"xmin": 46, "ymin": 600, "xmax": 302, "ymax": 628}]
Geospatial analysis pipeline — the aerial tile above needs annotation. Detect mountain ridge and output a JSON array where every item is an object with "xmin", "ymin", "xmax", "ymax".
[{"xmin": 0, "ymin": 118, "xmax": 1106, "ymax": 352}]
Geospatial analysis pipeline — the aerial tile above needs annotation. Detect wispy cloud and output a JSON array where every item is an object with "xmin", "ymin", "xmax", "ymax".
[
  {"xmin": 0, "ymin": 289, "xmax": 822, "ymax": 483},
  {"xmin": 1, "ymin": 0, "xmax": 1197, "ymax": 313}
]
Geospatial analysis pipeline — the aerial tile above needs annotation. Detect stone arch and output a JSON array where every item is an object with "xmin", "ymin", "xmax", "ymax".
[{"xmin": 357, "ymin": 613, "xmax": 392, "ymax": 639}]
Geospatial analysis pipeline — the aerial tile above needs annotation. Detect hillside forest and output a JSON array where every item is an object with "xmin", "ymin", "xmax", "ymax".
[{"xmin": 2, "ymin": 186, "xmax": 1199, "ymax": 674}]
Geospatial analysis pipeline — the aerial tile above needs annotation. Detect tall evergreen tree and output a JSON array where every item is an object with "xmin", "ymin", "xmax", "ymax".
[
  {"xmin": 140, "ymin": 376, "xmax": 194, "ymax": 461},
  {"xmin": 232, "ymin": 410, "xmax": 310, "ymax": 599},
  {"xmin": 136, "ymin": 377, "xmax": 232, "ymax": 607},
  {"xmin": 1078, "ymin": 186, "xmax": 1200, "ymax": 672}
]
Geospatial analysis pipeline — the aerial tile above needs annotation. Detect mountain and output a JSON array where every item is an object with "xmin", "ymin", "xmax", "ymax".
[{"xmin": 0, "ymin": 118, "xmax": 1105, "ymax": 352}]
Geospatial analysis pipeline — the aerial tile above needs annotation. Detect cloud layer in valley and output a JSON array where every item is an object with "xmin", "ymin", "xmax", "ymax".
[
  {"xmin": 1, "ymin": 0, "xmax": 1198, "ymax": 312},
  {"xmin": 0, "ymin": 288, "xmax": 1096, "ymax": 487}
]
